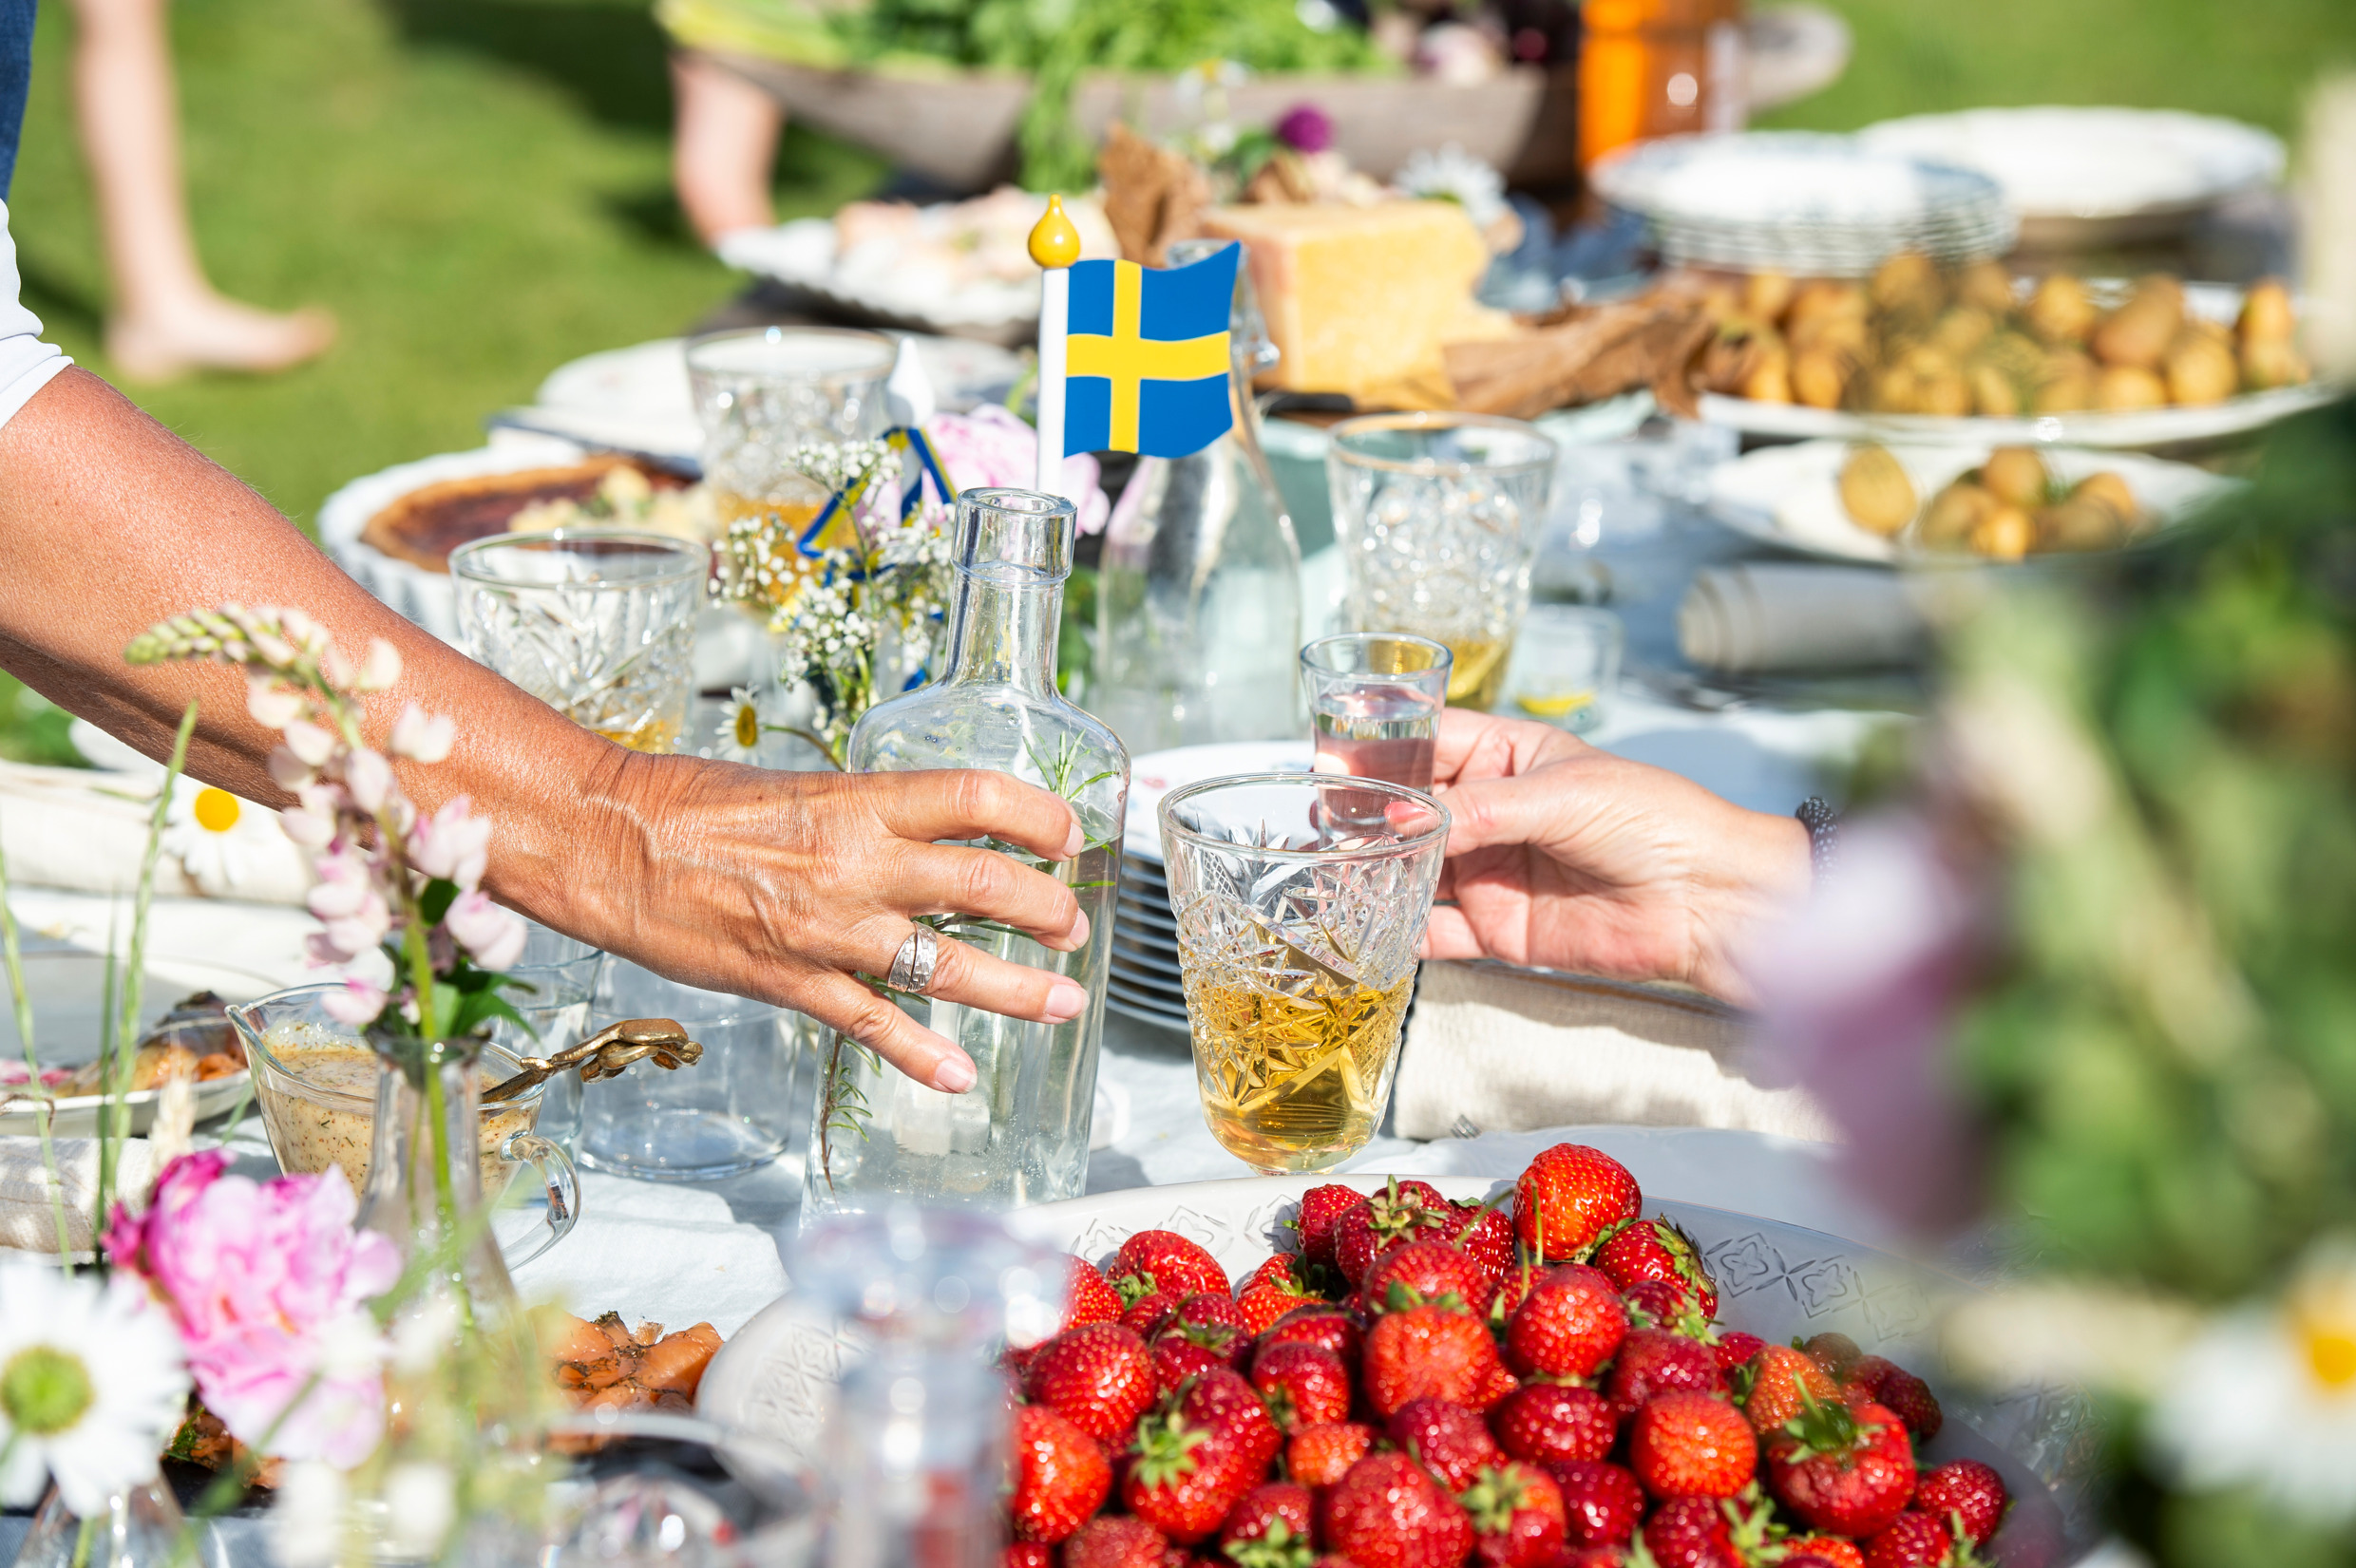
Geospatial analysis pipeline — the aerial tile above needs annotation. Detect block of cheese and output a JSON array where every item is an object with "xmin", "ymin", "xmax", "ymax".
[{"xmin": 1200, "ymin": 201, "xmax": 1492, "ymax": 406}]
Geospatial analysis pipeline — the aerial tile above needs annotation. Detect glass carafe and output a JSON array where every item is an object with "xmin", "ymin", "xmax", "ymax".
[
  {"xmin": 1091, "ymin": 239, "xmax": 1304, "ymax": 755},
  {"xmin": 804, "ymin": 490, "xmax": 1130, "ymax": 1217},
  {"xmin": 356, "ymin": 1036, "xmax": 523, "ymax": 1324}
]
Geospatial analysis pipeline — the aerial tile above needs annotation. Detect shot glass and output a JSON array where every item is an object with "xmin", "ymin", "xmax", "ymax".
[
  {"xmin": 1326, "ymin": 412, "xmax": 1558, "ymax": 710},
  {"xmin": 581, "ymin": 959, "xmax": 804, "ymax": 1181},
  {"xmin": 1301, "ymin": 633, "xmax": 1453, "ymax": 796},
  {"xmin": 1502, "ymin": 605, "xmax": 1625, "ymax": 734},
  {"xmin": 451, "ymin": 530, "xmax": 708, "ymax": 753},
  {"xmin": 686, "ymin": 326, "xmax": 898, "ymax": 568},
  {"xmin": 1157, "ymin": 773, "xmax": 1450, "ymax": 1175}
]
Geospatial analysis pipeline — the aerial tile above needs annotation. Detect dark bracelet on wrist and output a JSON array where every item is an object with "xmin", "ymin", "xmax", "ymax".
[{"xmin": 1795, "ymin": 797, "xmax": 1839, "ymax": 880}]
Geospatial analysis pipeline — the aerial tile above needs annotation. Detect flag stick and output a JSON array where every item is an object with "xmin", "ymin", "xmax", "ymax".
[{"xmin": 1028, "ymin": 196, "xmax": 1082, "ymax": 501}]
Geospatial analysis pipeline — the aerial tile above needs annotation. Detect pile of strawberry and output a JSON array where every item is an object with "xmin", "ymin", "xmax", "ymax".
[{"xmin": 1005, "ymin": 1145, "xmax": 2011, "ymax": 1568}]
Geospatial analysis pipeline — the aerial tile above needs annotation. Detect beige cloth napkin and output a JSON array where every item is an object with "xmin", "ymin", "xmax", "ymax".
[
  {"xmin": 1677, "ymin": 563, "xmax": 1928, "ymax": 674},
  {"xmin": 0, "ymin": 758, "xmax": 310, "ymax": 904},
  {"xmin": 0, "ymin": 1137, "xmax": 156, "ymax": 1252},
  {"xmin": 1391, "ymin": 961, "xmax": 1836, "ymax": 1143}
]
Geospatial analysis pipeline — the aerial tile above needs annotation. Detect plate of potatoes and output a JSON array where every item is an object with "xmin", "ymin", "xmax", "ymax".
[
  {"xmin": 1687, "ymin": 255, "xmax": 2335, "ymax": 449},
  {"xmin": 1706, "ymin": 438, "xmax": 2241, "ymax": 565}
]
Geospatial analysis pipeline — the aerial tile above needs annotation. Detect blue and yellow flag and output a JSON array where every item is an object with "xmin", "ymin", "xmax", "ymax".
[{"xmin": 1061, "ymin": 243, "xmax": 1239, "ymax": 460}]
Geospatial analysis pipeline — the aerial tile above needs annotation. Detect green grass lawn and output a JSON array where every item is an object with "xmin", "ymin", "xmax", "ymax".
[{"xmin": 0, "ymin": 0, "xmax": 2351, "ymax": 764}]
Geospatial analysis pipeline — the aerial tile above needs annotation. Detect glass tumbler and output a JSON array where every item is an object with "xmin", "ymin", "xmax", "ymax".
[
  {"xmin": 488, "ymin": 920, "xmax": 606, "ymax": 1153},
  {"xmin": 1301, "ymin": 633, "xmax": 1453, "ymax": 795},
  {"xmin": 1157, "ymin": 773, "xmax": 1450, "ymax": 1174},
  {"xmin": 581, "ymin": 960, "xmax": 803, "ymax": 1181},
  {"xmin": 686, "ymin": 326, "xmax": 898, "ymax": 590},
  {"xmin": 1502, "ymin": 604, "xmax": 1625, "ymax": 733},
  {"xmin": 451, "ymin": 530, "xmax": 708, "ymax": 754},
  {"xmin": 1326, "ymin": 413, "xmax": 1559, "ymax": 710}
]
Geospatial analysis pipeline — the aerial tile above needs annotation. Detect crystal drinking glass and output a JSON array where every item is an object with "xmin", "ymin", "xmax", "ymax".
[
  {"xmin": 580, "ymin": 960, "xmax": 802, "ymax": 1182},
  {"xmin": 451, "ymin": 530, "xmax": 708, "ymax": 753},
  {"xmin": 1301, "ymin": 633, "xmax": 1453, "ymax": 794},
  {"xmin": 1326, "ymin": 412, "xmax": 1559, "ymax": 709},
  {"xmin": 1157, "ymin": 773, "xmax": 1449, "ymax": 1174}
]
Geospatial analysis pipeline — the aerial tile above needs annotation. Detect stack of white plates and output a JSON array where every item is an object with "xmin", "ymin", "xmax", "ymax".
[
  {"xmin": 1106, "ymin": 741, "xmax": 1314, "ymax": 1033},
  {"xmin": 1588, "ymin": 131, "xmax": 2016, "ymax": 276}
]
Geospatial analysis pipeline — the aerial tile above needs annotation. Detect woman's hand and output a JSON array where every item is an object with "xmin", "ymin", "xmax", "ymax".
[{"xmin": 1421, "ymin": 708, "xmax": 1811, "ymax": 1005}]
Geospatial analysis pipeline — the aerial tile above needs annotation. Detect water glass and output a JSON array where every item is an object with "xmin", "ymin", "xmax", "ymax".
[
  {"xmin": 686, "ymin": 327, "xmax": 898, "ymax": 552},
  {"xmin": 1326, "ymin": 413, "xmax": 1558, "ymax": 710},
  {"xmin": 1501, "ymin": 605, "xmax": 1625, "ymax": 734},
  {"xmin": 582, "ymin": 960, "xmax": 804, "ymax": 1181},
  {"xmin": 1157, "ymin": 773, "xmax": 1450, "ymax": 1175},
  {"xmin": 488, "ymin": 921, "xmax": 606, "ymax": 1153},
  {"xmin": 1300, "ymin": 633, "xmax": 1452, "ymax": 795},
  {"xmin": 451, "ymin": 530, "xmax": 708, "ymax": 754}
]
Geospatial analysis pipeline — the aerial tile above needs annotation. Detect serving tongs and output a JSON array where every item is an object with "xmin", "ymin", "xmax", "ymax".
[{"xmin": 479, "ymin": 1017, "xmax": 704, "ymax": 1105}]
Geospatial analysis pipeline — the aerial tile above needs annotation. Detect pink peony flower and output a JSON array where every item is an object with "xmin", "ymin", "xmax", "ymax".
[
  {"xmin": 444, "ymin": 891, "xmax": 525, "ymax": 972},
  {"xmin": 406, "ymin": 798, "xmax": 490, "ymax": 890},
  {"xmin": 108, "ymin": 1154, "xmax": 400, "ymax": 1468},
  {"xmin": 925, "ymin": 406, "xmax": 1110, "ymax": 537}
]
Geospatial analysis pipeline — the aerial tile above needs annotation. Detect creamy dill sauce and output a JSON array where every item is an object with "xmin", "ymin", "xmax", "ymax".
[{"xmin": 253, "ymin": 1031, "xmax": 537, "ymax": 1199}]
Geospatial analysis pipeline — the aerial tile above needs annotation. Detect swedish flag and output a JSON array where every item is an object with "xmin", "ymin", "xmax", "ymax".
[{"xmin": 1062, "ymin": 243, "xmax": 1239, "ymax": 460}]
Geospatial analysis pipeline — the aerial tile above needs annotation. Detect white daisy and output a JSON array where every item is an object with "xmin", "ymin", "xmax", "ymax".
[
  {"xmin": 0, "ymin": 1263, "xmax": 190, "ymax": 1515},
  {"xmin": 716, "ymin": 686, "xmax": 771, "ymax": 763},
  {"xmin": 2147, "ymin": 1239, "xmax": 2356, "ymax": 1521},
  {"xmin": 162, "ymin": 779, "xmax": 282, "ymax": 893}
]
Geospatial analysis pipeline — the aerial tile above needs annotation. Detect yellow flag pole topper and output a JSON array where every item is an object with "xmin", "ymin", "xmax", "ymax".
[{"xmin": 1029, "ymin": 196, "xmax": 1083, "ymax": 499}]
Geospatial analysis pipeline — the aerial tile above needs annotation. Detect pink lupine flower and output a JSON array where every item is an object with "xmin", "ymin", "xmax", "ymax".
[
  {"xmin": 319, "ymin": 978, "xmax": 388, "ymax": 1027},
  {"xmin": 355, "ymin": 639, "xmax": 403, "ymax": 693},
  {"xmin": 343, "ymin": 747, "xmax": 391, "ymax": 814},
  {"xmin": 389, "ymin": 704, "xmax": 454, "ymax": 765},
  {"xmin": 444, "ymin": 891, "xmax": 525, "ymax": 972},
  {"xmin": 406, "ymin": 798, "xmax": 490, "ymax": 889},
  {"xmin": 107, "ymin": 1154, "xmax": 400, "ymax": 1468},
  {"xmin": 247, "ymin": 675, "xmax": 303, "ymax": 730},
  {"xmin": 281, "ymin": 721, "xmax": 335, "ymax": 768}
]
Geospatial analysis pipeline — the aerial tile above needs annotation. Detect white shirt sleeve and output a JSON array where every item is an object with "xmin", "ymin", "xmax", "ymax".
[{"xmin": 0, "ymin": 198, "xmax": 70, "ymax": 432}]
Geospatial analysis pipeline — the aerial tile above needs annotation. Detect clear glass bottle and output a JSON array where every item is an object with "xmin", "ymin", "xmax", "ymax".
[
  {"xmin": 805, "ymin": 489, "xmax": 1129, "ymax": 1216},
  {"xmin": 1092, "ymin": 240, "xmax": 1305, "ymax": 756},
  {"xmin": 16, "ymin": 1478, "xmax": 182, "ymax": 1568}
]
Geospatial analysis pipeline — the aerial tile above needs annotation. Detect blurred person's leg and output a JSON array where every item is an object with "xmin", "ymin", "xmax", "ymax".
[
  {"xmin": 671, "ymin": 52, "xmax": 781, "ymax": 246},
  {"xmin": 70, "ymin": 0, "xmax": 333, "ymax": 381}
]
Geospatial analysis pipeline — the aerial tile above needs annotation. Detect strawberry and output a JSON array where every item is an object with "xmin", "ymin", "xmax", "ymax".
[
  {"xmin": 1605, "ymin": 1327, "xmax": 1723, "ymax": 1420},
  {"xmin": 1335, "ymin": 1179, "xmax": 1454, "ymax": 1284},
  {"xmin": 1559, "ymin": 1552, "xmax": 1627, "ymax": 1568},
  {"xmin": 1872, "ymin": 1370, "xmax": 1943, "ymax": 1443},
  {"xmin": 1364, "ymin": 1303, "xmax": 1510, "ymax": 1417},
  {"xmin": 1445, "ymin": 1201, "xmax": 1515, "ymax": 1294},
  {"xmin": 1154, "ymin": 1332, "xmax": 1236, "ymax": 1392},
  {"xmin": 1733, "ymin": 1345, "xmax": 1839, "ymax": 1435},
  {"xmin": 1503, "ymin": 1269, "xmax": 1626, "ymax": 1379},
  {"xmin": 1176, "ymin": 1293, "xmax": 1251, "ymax": 1340},
  {"xmin": 1798, "ymin": 1333, "xmax": 1863, "ymax": 1381},
  {"xmin": 1863, "ymin": 1512, "xmax": 1951, "ymax": 1568},
  {"xmin": 1546, "ymin": 1460, "xmax": 1644, "ymax": 1547},
  {"xmin": 1621, "ymin": 1279, "xmax": 1715, "ymax": 1339},
  {"xmin": 1627, "ymin": 1391, "xmax": 1756, "ymax": 1500},
  {"xmin": 1240, "ymin": 1256, "xmax": 1330, "ymax": 1333},
  {"xmin": 1239, "ymin": 1282, "xmax": 1314, "ymax": 1339},
  {"xmin": 1064, "ymin": 1256, "xmax": 1128, "ymax": 1331},
  {"xmin": 1295, "ymin": 1186, "xmax": 1369, "ymax": 1268},
  {"xmin": 1065, "ymin": 1517, "xmax": 1168, "ymax": 1568},
  {"xmin": 1287, "ymin": 1421, "xmax": 1376, "ymax": 1486},
  {"xmin": 1004, "ymin": 1544, "xmax": 1053, "ymax": 1568},
  {"xmin": 1489, "ymin": 1382, "xmax": 1616, "ymax": 1466},
  {"xmin": 1323, "ymin": 1451, "xmax": 1475, "ymax": 1568},
  {"xmin": 1913, "ymin": 1459, "xmax": 2006, "ymax": 1547},
  {"xmin": 1714, "ymin": 1331, "xmax": 1766, "ymax": 1370},
  {"xmin": 1639, "ymin": 1496, "xmax": 1738, "ymax": 1568},
  {"xmin": 1363, "ymin": 1239, "xmax": 1489, "ymax": 1313},
  {"xmin": 1458, "ymin": 1461, "xmax": 1566, "ymax": 1568},
  {"xmin": 1251, "ymin": 1341, "xmax": 1353, "ymax": 1432},
  {"xmin": 1219, "ymin": 1482, "xmax": 1315, "ymax": 1549},
  {"xmin": 1123, "ymin": 1367, "xmax": 1282, "ymax": 1542},
  {"xmin": 1764, "ymin": 1395, "xmax": 1916, "ymax": 1540},
  {"xmin": 1114, "ymin": 1231, "xmax": 1232, "ymax": 1305},
  {"xmin": 1784, "ymin": 1538, "xmax": 1868, "ymax": 1568},
  {"xmin": 1388, "ymin": 1398, "xmax": 1502, "ymax": 1491},
  {"xmin": 1513, "ymin": 1146, "xmax": 1641, "ymax": 1264},
  {"xmin": 1591, "ymin": 1218, "xmax": 1719, "ymax": 1320},
  {"xmin": 1849, "ymin": 1355, "xmax": 1898, "ymax": 1389},
  {"xmin": 1012, "ymin": 1404, "xmax": 1112, "ymax": 1543},
  {"xmin": 1126, "ymin": 1292, "xmax": 1182, "ymax": 1340},
  {"xmin": 1027, "ymin": 1323, "xmax": 1159, "ymax": 1446},
  {"xmin": 1257, "ymin": 1304, "xmax": 1361, "ymax": 1368}
]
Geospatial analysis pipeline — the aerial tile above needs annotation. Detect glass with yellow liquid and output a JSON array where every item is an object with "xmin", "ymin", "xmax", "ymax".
[
  {"xmin": 1502, "ymin": 604, "xmax": 1624, "ymax": 735},
  {"xmin": 1158, "ymin": 773, "xmax": 1449, "ymax": 1174},
  {"xmin": 1326, "ymin": 412, "xmax": 1559, "ymax": 711},
  {"xmin": 450, "ymin": 530, "xmax": 707, "ymax": 753}
]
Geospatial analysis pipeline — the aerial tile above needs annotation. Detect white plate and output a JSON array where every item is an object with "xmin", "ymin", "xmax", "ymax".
[
  {"xmin": 718, "ymin": 220, "xmax": 1048, "ymax": 344},
  {"xmin": 1705, "ymin": 439, "xmax": 2241, "ymax": 565},
  {"xmin": 700, "ymin": 1173, "xmax": 2095, "ymax": 1564},
  {"xmin": 1859, "ymin": 107, "xmax": 2283, "ymax": 224},
  {"xmin": 1122, "ymin": 741, "xmax": 1315, "ymax": 864}
]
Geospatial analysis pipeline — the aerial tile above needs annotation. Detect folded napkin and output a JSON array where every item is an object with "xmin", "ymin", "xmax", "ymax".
[
  {"xmin": 0, "ymin": 1137, "xmax": 156, "ymax": 1252},
  {"xmin": 509, "ymin": 1173, "xmax": 788, "ymax": 1338},
  {"xmin": 1390, "ymin": 961, "xmax": 1836, "ymax": 1144},
  {"xmin": 0, "ymin": 750, "xmax": 310, "ymax": 905},
  {"xmin": 1677, "ymin": 563, "xmax": 1928, "ymax": 674}
]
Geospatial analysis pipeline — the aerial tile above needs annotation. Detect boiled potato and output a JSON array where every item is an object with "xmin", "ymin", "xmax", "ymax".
[
  {"xmin": 1916, "ymin": 481, "xmax": 1996, "ymax": 550},
  {"xmin": 2239, "ymin": 278, "xmax": 2297, "ymax": 344},
  {"xmin": 1914, "ymin": 365, "xmax": 1973, "ymax": 418},
  {"xmin": 2035, "ymin": 497, "xmax": 2128, "ymax": 553},
  {"xmin": 2095, "ymin": 366, "xmax": 2170, "ymax": 411},
  {"xmin": 1839, "ymin": 444, "xmax": 1918, "ymax": 537},
  {"xmin": 2071, "ymin": 470, "xmax": 2140, "ymax": 524},
  {"xmin": 2163, "ymin": 331, "xmax": 2239, "ymax": 406},
  {"xmin": 1792, "ymin": 346, "xmax": 1855, "ymax": 409},
  {"xmin": 2027, "ymin": 274, "xmax": 2098, "ymax": 345},
  {"xmin": 1743, "ymin": 271, "xmax": 1796, "ymax": 323},
  {"xmin": 1968, "ymin": 363, "xmax": 2023, "ymax": 419},
  {"xmin": 1955, "ymin": 259, "xmax": 2018, "ymax": 315},
  {"xmin": 1741, "ymin": 344, "xmax": 1794, "ymax": 404},
  {"xmin": 1871, "ymin": 251, "xmax": 1944, "ymax": 315},
  {"xmin": 1969, "ymin": 503, "xmax": 2036, "ymax": 561},
  {"xmin": 2035, "ymin": 350, "xmax": 2099, "ymax": 413},
  {"xmin": 1980, "ymin": 446, "xmax": 2050, "ymax": 509},
  {"xmin": 2242, "ymin": 336, "xmax": 2311, "ymax": 390},
  {"xmin": 2092, "ymin": 278, "xmax": 2185, "ymax": 370}
]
